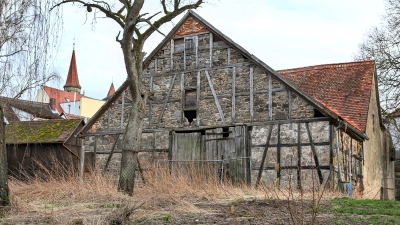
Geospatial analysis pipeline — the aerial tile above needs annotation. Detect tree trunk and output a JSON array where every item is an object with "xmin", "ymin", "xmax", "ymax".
[
  {"xmin": 118, "ymin": 43, "xmax": 145, "ymax": 195},
  {"xmin": 0, "ymin": 106, "xmax": 9, "ymax": 205}
]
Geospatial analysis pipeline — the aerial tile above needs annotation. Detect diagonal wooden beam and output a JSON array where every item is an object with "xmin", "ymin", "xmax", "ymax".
[
  {"xmin": 205, "ymin": 70, "xmax": 225, "ymax": 124},
  {"xmin": 158, "ymin": 74, "xmax": 177, "ymax": 124},
  {"xmin": 102, "ymin": 134, "xmax": 121, "ymax": 175},
  {"xmin": 256, "ymin": 125, "xmax": 273, "ymax": 186},
  {"xmin": 305, "ymin": 123, "xmax": 323, "ymax": 184}
]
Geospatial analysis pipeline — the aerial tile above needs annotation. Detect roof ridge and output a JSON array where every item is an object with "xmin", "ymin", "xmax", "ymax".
[{"xmin": 277, "ymin": 60, "xmax": 375, "ymax": 73}]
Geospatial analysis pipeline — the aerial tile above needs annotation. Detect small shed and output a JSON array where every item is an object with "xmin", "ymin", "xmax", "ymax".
[{"xmin": 5, "ymin": 119, "xmax": 84, "ymax": 177}]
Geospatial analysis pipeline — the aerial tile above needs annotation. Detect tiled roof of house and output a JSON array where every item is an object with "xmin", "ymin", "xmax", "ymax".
[
  {"xmin": 277, "ymin": 60, "xmax": 375, "ymax": 133},
  {"xmin": 107, "ymin": 82, "xmax": 115, "ymax": 97},
  {"xmin": 5, "ymin": 119, "xmax": 83, "ymax": 144},
  {"xmin": 64, "ymin": 50, "xmax": 81, "ymax": 89},
  {"xmin": 0, "ymin": 96, "xmax": 61, "ymax": 122},
  {"xmin": 43, "ymin": 86, "xmax": 82, "ymax": 114}
]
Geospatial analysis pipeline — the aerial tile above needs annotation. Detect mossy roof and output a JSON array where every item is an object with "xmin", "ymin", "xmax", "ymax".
[{"xmin": 6, "ymin": 119, "xmax": 83, "ymax": 144}]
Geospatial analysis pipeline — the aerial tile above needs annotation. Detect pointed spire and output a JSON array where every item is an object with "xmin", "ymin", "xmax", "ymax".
[
  {"xmin": 107, "ymin": 82, "xmax": 115, "ymax": 97},
  {"xmin": 64, "ymin": 47, "xmax": 81, "ymax": 94}
]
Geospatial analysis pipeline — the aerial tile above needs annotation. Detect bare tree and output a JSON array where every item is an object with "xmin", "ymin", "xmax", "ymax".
[
  {"xmin": 52, "ymin": 0, "xmax": 207, "ymax": 195},
  {"xmin": 355, "ymin": 0, "xmax": 400, "ymax": 157},
  {"xmin": 0, "ymin": 0, "xmax": 62, "ymax": 99}
]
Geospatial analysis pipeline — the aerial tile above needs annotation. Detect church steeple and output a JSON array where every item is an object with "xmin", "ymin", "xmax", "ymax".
[
  {"xmin": 64, "ymin": 44, "xmax": 81, "ymax": 94},
  {"xmin": 107, "ymin": 82, "xmax": 115, "ymax": 97}
]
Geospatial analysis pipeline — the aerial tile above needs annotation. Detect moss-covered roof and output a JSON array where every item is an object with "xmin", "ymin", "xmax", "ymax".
[{"xmin": 6, "ymin": 119, "xmax": 83, "ymax": 144}]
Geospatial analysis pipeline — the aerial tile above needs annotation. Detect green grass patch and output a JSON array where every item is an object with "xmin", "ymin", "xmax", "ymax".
[{"xmin": 327, "ymin": 198, "xmax": 400, "ymax": 216}]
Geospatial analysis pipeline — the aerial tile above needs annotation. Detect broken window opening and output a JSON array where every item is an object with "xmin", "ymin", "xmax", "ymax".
[
  {"xmin": 184, "ymin": 110, "xmax": 196, "ymax": 123},
  {"xmin": 314, "ymin": 109, "xmax": 324, "ymax": 117},
  {"xmin": 222, "ymin": 127, "xmax": 229, "ymax": 138}
]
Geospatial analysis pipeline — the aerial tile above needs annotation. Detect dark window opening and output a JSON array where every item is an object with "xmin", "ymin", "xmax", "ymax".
[
  {"xmin": 174, "ymin": 38, "xmax": 184, "ymax": 53},
  {"xmin": 184, "ymin": 110, "xmax": 196, "ymax": 123},
  {"xmin": 222, "ymin": 127, "xmax": 229, "ymax": 138},
  {"xmin": 314, "ymin": 109, "xmax": 324, "ymax": 117},
  {"xmin": 213, "ymin": 34, "xmax": 223, "ymax": 43},
  {"xmin": 185, "ymin": 38, "xmax": 195, "ymax": 54}
]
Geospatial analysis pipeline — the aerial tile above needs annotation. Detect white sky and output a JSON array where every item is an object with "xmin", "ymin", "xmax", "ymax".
[{"xmin": 51, "ymin": 0, "xmax": 385, "ymax": 100}]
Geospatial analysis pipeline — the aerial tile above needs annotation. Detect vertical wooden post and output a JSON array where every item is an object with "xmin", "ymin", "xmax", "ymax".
[
  {"xmin": 121, "ymin": 91, "xmax": 125, "ymax": 129},
  {"xmin": 93, "ymin": 136, "xmax": 98, "ymax": 169},
  {"xmin": 268, "ymin": 74, "xmax": 272, "ymax": 120},
  {"xmin": 277, "ymin": 124, "xmax": 281, "ymax": 186},
  {"xmin": 170, "ymin": 39, "xmax": 174, "ymax": 71},
  {"xmin": 183, "ymin": 37, "xmax": 187, "ymax": 71},
  {"xmin": 232, "ymin": 67, "xmax": 236, "ymax": 123},
  {"xmin": 149, "ymin": 78, "xmax": 152, "ymax": 128},
  {"xmin": 209, "ymin": 33, "xmax": 213, "ymax": 68},
  {"xmin": 256, "ymin": 125, "xmax": 273, "ymax": 186},
  {"xmin": 288, "ymin": 90, "xmax": 292, "ymax": 120},
  {"xmin": 196, "ymin": 71, "xmax": 201, "ymax": 126},
  {"xmin": 80, "ymin": 138, "xmax": 85, "ymax": 183},
  {"xmin": 250, "ymin": 66, "xmax": 254, "ymax": 122},
  {"xmin": 297, "ymin": 123, "xmax": 302, "ymax": 190},
  {"xmin": 0, "ymin": 106, "xmax": 9, "ymax": 205},
  {"xmin": 180, "ymin": 73, "xmax": 185, "ymax": 125},
  {"xmin": 329, "ymin": 123, "xmax": 334, "ymax": 187}
]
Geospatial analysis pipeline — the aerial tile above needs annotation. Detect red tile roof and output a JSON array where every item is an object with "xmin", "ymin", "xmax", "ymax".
[
  {"xmin": 107, "ymin": 82, "xmax": 115, "ymax": 97},
  {"xmin": 64, "ymin": 50, "xmax": 81, "ymax": 89},
  {"xmin": 278, "ymin": 60, "xmax": 375, "ymax": 133},
  {"xmin": 43, "ymin": 86, "xmax": 82, "ymax": 114}
]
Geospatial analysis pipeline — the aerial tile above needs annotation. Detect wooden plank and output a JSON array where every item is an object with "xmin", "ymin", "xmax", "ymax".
[
  {"xmin": 268, "ymin": 74, "xmax": 272, "ymax": 120},
  {"xmin": 251, "ymin": 141, "xmax": 330, "ymax": 148},
  {"xmin": 238, "ymin": 117, "xmax": 331, "ymax": 126},
  {"xmin": 149, "ymin": 79, "xmax": 152, "ymax": 127},
  {"xmin": 180, "ymin": 73, "xmax": 184, "ymax": 125},
  {"xmin": 209, "ymin": 33, "xmax": 213, "ymax": 67},
  {"xmin": 232, "ymin": 67, "xmax": 236, "ymax": 123},
  {"xmin": 245, "ymin": 126, "xmax": 252, "ymax": 184},
  {"xmin": 256, "ymin": 124, "xmax": 273, "ymax": 186},
  {"xmin": 93, "ymin": 136, "xmax": 98, "ymax": 169},
  {"xmin": 143, "ymin": 62, "xmax": 254, "ymax": 78},
  {"xmin": 227, "ymin": 47, "xmax": 231, "ymax": 64},
  {"xmin": 121, "ymin": 91, "xmax": 125, "ymax": 129},
  {"xmin": 158, "ymin": 74, "xmax": 177, "ymax": 124},
  {"xmin": 305, "ymin": 122, "xmax": 324, "ymax": 184},
  {"xmin": 170, "ymin": 39, "xmax": 174, "ymax": 71},
  {"xmin": 297, "ymin": 123, "xmax": 302, "ymax": 189},
  {"xmin": 183, "ymin": 37, "xmax": 187, "ymax": 71},
  {"xmin": 205, "ymin": 70, "xmax": 226, "ymax": 124},
  {"xmin": 197, "ymin": 71, "xmax": 200, "ymax": 126},
  {"xmin": 250, "ymin": 66, "xmax": 254, "ymax": 122},
  {"xmin": 195, "ymin": 36, "xmax": 199, "ymax": 68},
  {"xmin": 277, "ymin": 124, "xmax": 281, "ymax": 185},
  {"xmin": 102, "ymin": 134, "xmax": 121, "ymax": 174},
  {"xmin": 329, "ymin": 123, "xmax": 334, "ymax": 184},
  {"xmin": 288, "ymin": 90, "xmax": 292, "ymax": 120},
  {"xmin": 254, "ymin": 165, "xmax": 331, "ymax": 170}
]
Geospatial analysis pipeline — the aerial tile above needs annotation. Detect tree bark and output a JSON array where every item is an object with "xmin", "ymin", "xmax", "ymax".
[{"xmin": 0, "ymin": 106, "xmax": 9, "ymax": 205}]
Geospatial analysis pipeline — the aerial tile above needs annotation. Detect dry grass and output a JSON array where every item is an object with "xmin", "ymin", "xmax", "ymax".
[{"xmin": 1, "ymin": 161, "xmax": 343, "ymax": 224}]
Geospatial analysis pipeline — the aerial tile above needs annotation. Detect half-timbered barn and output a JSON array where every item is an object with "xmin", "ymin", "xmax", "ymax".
[{"xmin": 79, "ymin": 10, "xmax": 394, "ymax": 199}]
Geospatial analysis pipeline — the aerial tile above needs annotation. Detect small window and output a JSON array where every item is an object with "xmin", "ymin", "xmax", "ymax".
[
  {"xmin": 174, "ymin": 38, "xmax": 184, "ymax": 53},
  {"xmin": 185, "ymin": 89, "xmax": 197, "ymax": 108},
  {"xmin": 314, "ymin": 109, "xmax": 324, "ymax": 117},
  {"xmin": 185, "ymin": 38, "xmax": 195, "ymax": 54}
]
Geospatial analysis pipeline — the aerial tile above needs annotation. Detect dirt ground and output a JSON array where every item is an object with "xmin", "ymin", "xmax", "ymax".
[{"xmin": 0, "ymin": 198, "xmax": 377, "ymax": 225}]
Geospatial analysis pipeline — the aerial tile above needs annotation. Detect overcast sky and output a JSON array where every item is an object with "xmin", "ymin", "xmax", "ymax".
[{"xmin": 51, "ymin": 0, "xmax": 385, "ymax": 100}]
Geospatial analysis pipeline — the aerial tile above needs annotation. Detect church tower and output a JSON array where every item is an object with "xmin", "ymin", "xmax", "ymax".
[{"xmin": 63, "ymin": 45, "xmax": 82, "ymax": 94}]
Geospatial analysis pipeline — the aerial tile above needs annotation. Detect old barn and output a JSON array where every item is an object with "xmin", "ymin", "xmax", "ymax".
[{"xmin": 79, "ymin": 11, "xmax": 395, "ymax": 199}]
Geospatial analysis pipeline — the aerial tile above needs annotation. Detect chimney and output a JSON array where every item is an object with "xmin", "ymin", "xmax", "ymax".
[{"xmin": 50, "ymin": 98, "xmax": 57, "ymax": 111}]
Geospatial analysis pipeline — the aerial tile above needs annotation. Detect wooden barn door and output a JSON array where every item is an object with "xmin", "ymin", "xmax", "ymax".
[{"xmin": 170, "ymin": 126, "xmax": 249, "ymax": 184}]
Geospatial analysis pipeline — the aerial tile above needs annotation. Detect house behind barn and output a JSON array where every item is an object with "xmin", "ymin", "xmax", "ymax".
[{"xmin": 79, "ymin": 10, "xmax": 395, "ymax": 199}]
